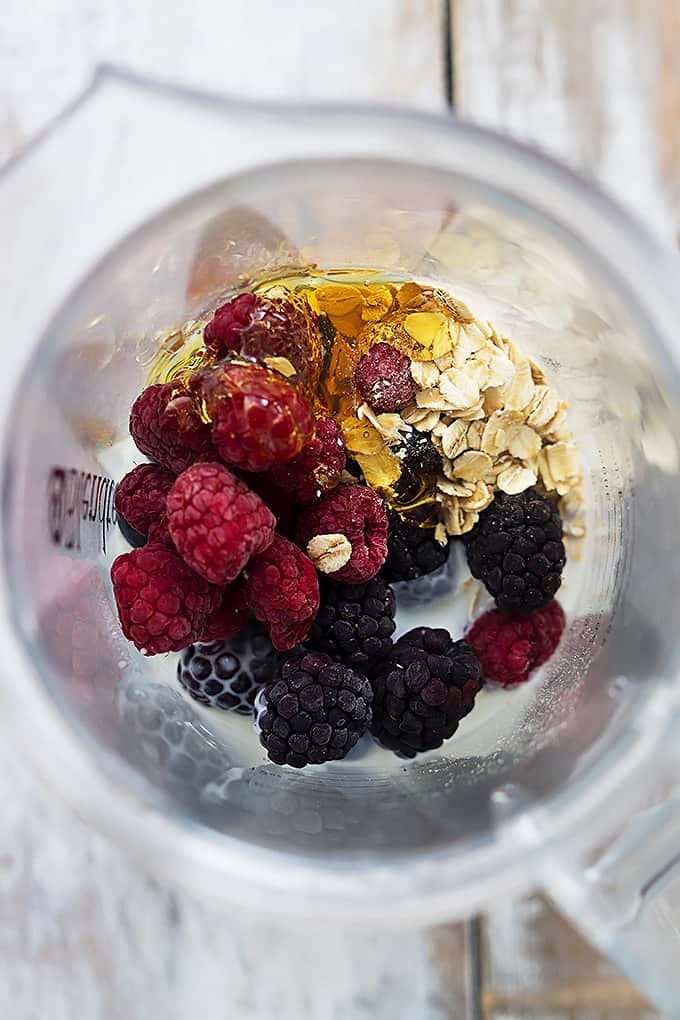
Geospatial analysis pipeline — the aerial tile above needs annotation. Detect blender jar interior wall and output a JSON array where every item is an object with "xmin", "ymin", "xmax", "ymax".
[{"xmin": 4, "ymin": 160, "xmax": 680, "ymax": 859}]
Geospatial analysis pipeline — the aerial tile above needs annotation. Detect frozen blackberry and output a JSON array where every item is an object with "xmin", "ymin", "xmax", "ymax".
[
  {"xmin": 463, "ymin": 489, "xmax": 566, "ymax": 614},
  {"xmin": 258, "ymin": 650, "xmax": 373, "ymax": 767},
  {"xmin": 178, "ymin": 624, "xmax": 282, "ymax": 715},
  {"xmin": 370, "ymin": 627, "xmax": 483, "ymax": 758},
  {"xmin": 396, "ymin": 432, "xmax": 442, "ymax": 477},
  {"xmin": 383, "ymin": 512, "xmax": 449, "ymax": 582},
  {"xmin": 308, "ymin": 576, "xmax": 396, "ymax": 671}
]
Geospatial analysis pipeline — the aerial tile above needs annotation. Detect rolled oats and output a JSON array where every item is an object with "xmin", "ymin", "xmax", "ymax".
[
  {"xmin": 501, "ymin": 357, "xmax": 535, "ymax": 411},
  {"xmin": 438, "ymin": 368, "xmax": 480, "ymax": 409},
  {"xmin": 410, "ymin": 360, "xmax": 440, "ymax": 389},
  {"xmin": 441, "ymin": 419, "xmax": 469, "ymax": 459},
  {"xmin": 452, "ymin": 450, "xmax": 494, "ymax": 482},
  {"xmin": 497, "ymin": 462, "xmax": 538, "ymax": 494},
  {"xmin": 306, "ymin": 534, "xmax": 353, "ymax": 574}
]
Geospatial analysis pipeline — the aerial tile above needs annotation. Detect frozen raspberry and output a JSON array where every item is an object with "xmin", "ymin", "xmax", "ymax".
[
  {"xmin": 111, "ymin": 544, "xmax": 222, "ymax": 655},
  {"xmin": 129, "ymin": 383, "xmax": 214, "ymax": 474},
  {"xmin": 270, "ymin": 417, "xmax": 346, "ymax": 504},
  {"xmin": 244, "ymin": 535, "xmax": 319, "ymax": 650},
  {"xmin": 147, "ymin": 512, "xmax": 174, "ymax": 548},
  {"xmin": 466, "ymin": 600, "xmax": 566, "ymax": 687},
  {"xmin": 202, "ymin": 362, "xmax": 314, "ymax": 472},
  {"xmin": 297, "ymin": 484, "xmax": 388, "ymax": 584},
  {"xmin": 115, "ymin": 463, "xmax": 175, "ymax": 536},
  {"xmin": 238, "ymin": 472, "xmax": 296, "ymax": 536},
  {"xmin": 198, "ymin": 582, "xmax": 249, "ymax": 642},
  {"xmin": 204, "ymin": 293, "xmax": 319, "ymax": 388},
  {"xmin": 167, "ymin": 462, "xmax": 275, "ymax": 585},
  {"xmin": 354, "ymin": 342, "xmax": 416, "ymax": 413}
]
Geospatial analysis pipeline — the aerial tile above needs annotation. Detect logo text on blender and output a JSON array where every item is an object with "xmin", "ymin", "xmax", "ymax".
[{"xmin": 47, "ymin": 466, "xmax": 116, "ymax": 555}]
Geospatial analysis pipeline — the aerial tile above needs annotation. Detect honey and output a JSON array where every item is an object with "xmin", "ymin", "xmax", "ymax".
[{"xmin": 145, "ymin": 267, "xmax": 583, "ymax": 536}]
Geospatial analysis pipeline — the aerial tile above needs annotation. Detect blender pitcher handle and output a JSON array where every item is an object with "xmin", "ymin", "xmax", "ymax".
[{"xmin": 543, "ymin": 784, "xmax": 680, "ymax": 1018}]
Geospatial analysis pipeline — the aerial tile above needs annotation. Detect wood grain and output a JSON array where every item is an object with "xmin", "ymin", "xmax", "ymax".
[
  {"xmin": 0, "ymin": 0, "xmax": 445, "ymax": 166},
  {"xmin": 453, "ymin": 0, "xmax": 677, "ymax": 240}
]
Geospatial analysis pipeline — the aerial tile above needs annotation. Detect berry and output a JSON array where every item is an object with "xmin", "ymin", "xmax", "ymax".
[
  {"xmin": 115, "ymin": 463, "xmax": 175, "ymax": 536},
  {"xmin": 308, "ymin": 576, "xmax": 396, "ymax": 670},
  {"xmin": 270, "ymin": 416, "xmax": 346, "ymax": 504},
  {"xmin": 129, "ymin": 383, "xmax": 214, "ymax": 474},
  {"xmin": 257, "ymin": 650, "xmax": 373, "ymax": 767},
  {"xmin": 147, "ymin": 512, "xmax": 174, "ymax": 548},
  {"xmin": 204, "ymin": 293, "xmax": 319, "ymax": 388},
  {"xmin": 167, "ymin": 462, "xmax": 275, "ymax": 585},
  {"xmin": 198, "ymin": 582, "xmax": 249, "ymax": 642},
  {"xmin": 370, "ymin": 627, "xmax": 483, "ymax": 758},
  {"xmin": 297, "ymin": 484, "xmax": 388, "ymax": 584},
  {"xmin": 466, "ymin": 601, "xmax": 566, "ymax": 687},
  {"xmin": 396, "ymin": 431, "xmax": 442, "ymax": 477},
  {"xmin": 202, "ymin": 362, "xmax": 314, "ymax": 472},
  {"xmin": 354, "ymin": 342, "xmax": 416, "ymax": 413},
  {"xmin": 111, "ymin": 544, "xmax": 222, "ymax": 655},
  {"xmin": 117, "ymin": 514, "xmax": 147, "ymax": 549},
  {"xmin": 245, "ymin": 535, "xmax": 320, "ymax": 650},
  {"xmin": 383, "ymin": 512, "xmax": 449, "ymax": 582},
  {"xmin": 238, "ymin": 472, "xmax": 296, "ymax": 536},
  {"xmin": 463, "ymin": 489, "xmax": 566, "ymax": 613},
  {"xmin": 177, "ymin": 624, "xmax": 282, "ymax": 714}
]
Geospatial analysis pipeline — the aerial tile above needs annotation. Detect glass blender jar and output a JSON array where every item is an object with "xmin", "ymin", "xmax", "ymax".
[{"xmin": 2, "ymin": 67, "xmax": 680, "ymax": 1016}]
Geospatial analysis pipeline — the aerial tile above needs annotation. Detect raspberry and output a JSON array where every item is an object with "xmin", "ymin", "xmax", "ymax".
[
  {"xmin": 166, "ymin": 462, "xmax": 275, "ymax": 585},
  {"xmin": 370, "ymin": 628, "xmax": 483, "ymax": 758},
  {"xmin": 257, "ymin": 650, "xmax": 373, "ymax": 767},
  {"xmin": 308, "ymin": 576, "xmax": 396, "ymax": 670},
  {"xmin": 354, "ymin": 342, "xmax": 416, "ymax": 413},
  {"xmin": 129, "ymin": 383, "xmax": 215, "ymax": 474},
  {"xmin": 463, "ymin": 489, "xmax": 566, "ymax": 613},
  {"xmin": 178, "ymin": 624, "xmax": 282, "ymax": 714},
  {"xmin": 466, "ymin": 600, "xmax": 566, "ymax": 686},
  {"xmin": 204, "ymin": 293, "xmax": 319, "ymax": 388},
  {"xmin": 238, "ymin": 472, "xmax": 296, "ymax": 536},
  {"xmin": 198, "ymin": 581, "xmax": 249, "ymax": 642},
  {"xmin": 147, "ymin": 512, "xmax": 174, "ymax": 548},
  {"xmin": 111, "ymin": 544, "xmax": 222, "ymax": 654},
  {"xmin": 115, "ymin": 463, "xmax": 175, "ymax": 536},
  {"xmin": 244, "ymin": 535, "xmax": 319, "ymax": 650},
  {"xmin": 297, "ymin": 484, "xmax": 388, "ymax": 584},
  {"xmin": 202, "ymin": 362, "xmax": 314, "ymax": 472},
  {"xmin": 270, "ymin": 417, "xmax": 346, "ymax": 504},
  {"xmin": 383, "ymin": 512, "xmax": 449, "ymax": 582}
]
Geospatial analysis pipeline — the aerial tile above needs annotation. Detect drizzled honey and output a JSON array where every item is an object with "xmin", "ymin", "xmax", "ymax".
[
  {"xmin": 146, "ymin": 269, "xmax": 463, "ymax": 522},
  {"xmin": 146, "ymin": 267, "xmax": 584, "ymax": 537}
]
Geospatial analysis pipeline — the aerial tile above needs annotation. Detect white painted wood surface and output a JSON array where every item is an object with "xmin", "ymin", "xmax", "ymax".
[{"xmin": 0, "ymin": 4, "xmax": 465, "ymax": 1020}]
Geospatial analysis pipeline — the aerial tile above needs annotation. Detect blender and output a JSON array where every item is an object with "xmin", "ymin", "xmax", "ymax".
[{"xmin": 2, "ymin": 67, "xmax": 680, "ymax": 1016}]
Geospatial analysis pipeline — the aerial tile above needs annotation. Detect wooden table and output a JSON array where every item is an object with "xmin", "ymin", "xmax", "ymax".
[{"xmin": 0, "ymin": 1, "xmax": 672, "ymax": 1016}]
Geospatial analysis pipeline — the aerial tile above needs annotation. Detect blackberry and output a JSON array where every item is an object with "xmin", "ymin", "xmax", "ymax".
[
  {"xmin": 308, "ymin": 576, "xmax": 396, "ymax": 670},
  {"xmin": 177, "ymin": 624, "xmax": 282, "ymax": 714},
  {"xmin": 396, "ymin": 432, "xmax": 442, "ymax": 477},
  {"xmin": 463, "ymin": 489, "xmax": 565, "ymax": 614},
  {"xmin": 257, "ymin": 650, "xmax": 373, "ymax": 767},
  {"xmin": 117, "ymin": 513, "xmax": 147, "ymax": 548},
  {"xmin": 383, "ymin": 512, "xmax": 449, "ymax": 582},
  {"xmin": 370, "ymin": 627, "xmax": 483, "ymax": 758}
]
